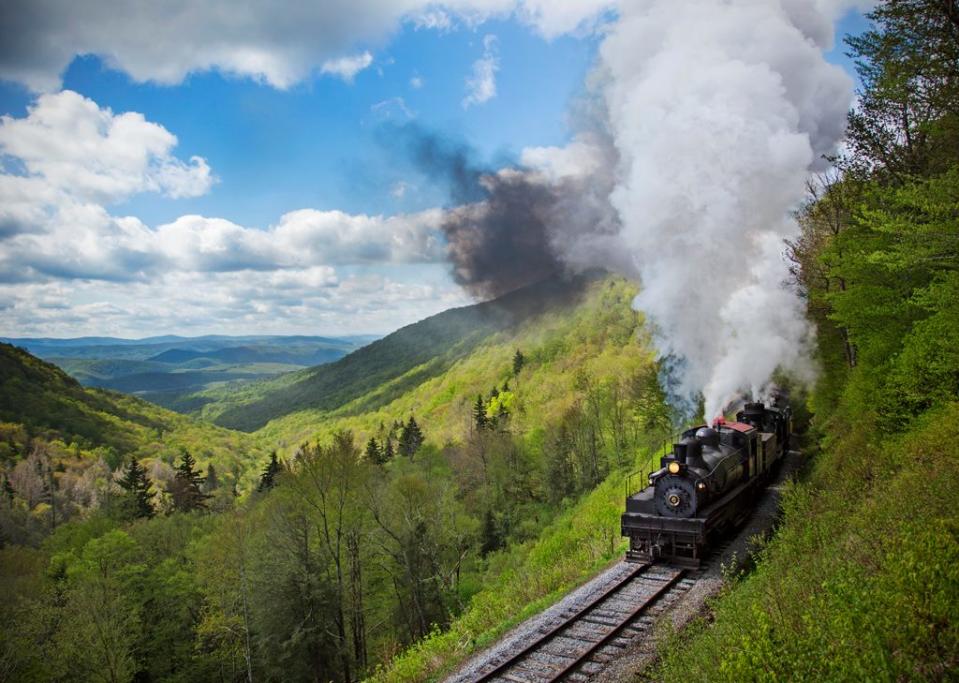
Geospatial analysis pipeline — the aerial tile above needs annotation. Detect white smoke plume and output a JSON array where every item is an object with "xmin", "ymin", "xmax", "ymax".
[
  {"xmin": 386, "ymin": 0, "xmax": 860, "ymax": 419},
  {"xmin": 578, "ymin": 0, "xmax": 857, "ymax": 419}
]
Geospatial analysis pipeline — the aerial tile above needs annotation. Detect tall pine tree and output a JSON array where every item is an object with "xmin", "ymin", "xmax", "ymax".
[
  {"xmin": 399, "ymin": 416, "xmax": 424, "ymax": 458},
  {"xmin": 512, "ymin": 349, "xmax": 525, "ymax": 376},
  {"xmin": 169, "ymin": 451, "xmax": 210, "ymax": 512},
  {"xmin": 473, "ymin": 394, "xmax": 488, "ymax": 432},
  {"xmin": 258, "ymin": 451, "xmax": 282, "ymax": 492},
  {"xmin": 118, "ymin": 457, "xmax": 155, "ymax": 519},
  {"xmin": 365, "ymin": 437, "xmax": 384, "ymax": 465}
]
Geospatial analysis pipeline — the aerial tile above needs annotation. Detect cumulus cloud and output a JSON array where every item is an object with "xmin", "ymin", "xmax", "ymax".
[
  {"xmin": 320, "ymin": 51, "xmax": 374, "ymax": 82},
  {"xmin": 0, "ymin": 269, "xmax": 470, "ymax": 337},
  {"xmin": 0, "ymin": 90, "xmax": 445, "ymax": 288},
  {"xmin": 0, "ymin": 90, "xmax": 213, "ymax": 206},
  {"xmin": 0, "ymin": 89, "xmax": 461, "ymax": 336},
  {"xmin": 0, "ymin": 1, "xmax": 615, "ymax": 92},
  {"xmin": 463, "ymin": 34, "xmax": 499, "ymax": 108}
]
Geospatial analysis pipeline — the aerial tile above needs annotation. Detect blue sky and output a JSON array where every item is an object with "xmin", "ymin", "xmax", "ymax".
[
  {"xmin": 0, "ymin": 1, "xmax": 871, "ymax": 338},
  {"xmin": 0, "ymin": 18, "xmax": 596, "ymax": 228}
]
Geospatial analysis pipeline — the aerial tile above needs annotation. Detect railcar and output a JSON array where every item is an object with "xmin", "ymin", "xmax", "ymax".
[{"xmin": 621, "ymin": 400, "xmax": 791, "ymax": 566}]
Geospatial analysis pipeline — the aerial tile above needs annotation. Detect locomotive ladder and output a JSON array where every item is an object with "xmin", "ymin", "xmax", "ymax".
[{"xmin": 470, "ymin": 563, "xmax": 689, "ymax": 682}]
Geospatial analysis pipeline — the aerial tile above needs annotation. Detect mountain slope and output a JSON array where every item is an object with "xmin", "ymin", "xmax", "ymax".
[
  {"xmin": 7, "ymin": 335, "xmax": 373, "ymax": 415},
  {"xmin": 0, "ymin": 343, "xmax": 266, "ymax": 484},
  {"xmin": 201, "ymin": 274, "xmax": 599, "ymax": 432}
]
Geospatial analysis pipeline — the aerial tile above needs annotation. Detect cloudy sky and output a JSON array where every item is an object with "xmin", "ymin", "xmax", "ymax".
[{"xmin": 0, "ymin": 1, "xmax": 868, "ymax": 339}]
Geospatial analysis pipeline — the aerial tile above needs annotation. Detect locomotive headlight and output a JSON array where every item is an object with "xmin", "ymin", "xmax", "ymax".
[
  {"xmin": 667, "ymin": 461, "xmax": 681, "ymax": 474},
  {"xmin": 696, "ymin": 481, "xmax": 706, "ymax": 491}
]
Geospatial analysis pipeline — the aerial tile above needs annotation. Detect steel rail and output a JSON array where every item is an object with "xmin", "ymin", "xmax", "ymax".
[
  {"xmin": 544, "ymin": 568, "xmax": 686, "ymax": 682},
  {"xmin": 472, "ymin": 563, "xmax": 652, "ymax": 682}
]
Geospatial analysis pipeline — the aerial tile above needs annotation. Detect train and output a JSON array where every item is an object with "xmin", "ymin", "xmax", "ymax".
[{"xmin": 621, "ymin": 396, "xmax": 792, "ymax": 566}]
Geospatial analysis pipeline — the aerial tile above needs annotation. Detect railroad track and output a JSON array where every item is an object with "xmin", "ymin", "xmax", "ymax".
[{"xmin": 469, "ymin": 563, "xmax": 694, "ymax": 682}]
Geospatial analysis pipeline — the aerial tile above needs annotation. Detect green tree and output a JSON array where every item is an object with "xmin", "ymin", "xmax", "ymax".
[
  {"xmin": 118, "ymin": 457, "xmax": 155, "ymax": 519},
  {"xmin": 480, "ymin": 508, "xmax": 503, "ymax": 556},
  {"xmin": 472, "ymin": 394, "xmax": 488, "ymax": 433},
  {"xmin": 365, "ymin": 437, "xmax": 384, "ymax": 465},
  {"xmin": 2, "ymin": 474, "xmax": 14, "ymax": 507},
  {"xmin": 383, "ymin": 437, "xmax": 395, "ymax": 462},
  {"xmin": 398, "ymin": 416, "xmax": 424, "ymax": 459},
  {"xmin": 257, "ymin": 451, "xmax": 281, "ymax": 492},
  {"xmin": 512, "ymin": 349, "xmax": 525, "ymax": 376},
  {"xmin": 204, "ymin": 463, "xmax": 219, "ymax": 492},
  {"xmin": 169, "ymin": 451, "xmax": 209, "ymax": 512},
  {"xmin": 844, "ymin": 0, "xmax": 959, "ymax": 178}
]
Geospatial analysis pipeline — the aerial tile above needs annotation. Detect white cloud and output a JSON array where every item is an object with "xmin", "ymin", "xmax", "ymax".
[
  {"xmin": 0, "ymin": 269, "xmax": 470, "ymax": 337},
  {"xmin": 0, "ymin": 91, "xmax": 213, "ymax": 205},
  {"xmin": 0, "ymin": 1, "xmax": 616, "ymax": 92},
  {"xmin": 0, "ymin": 90, "xmax": 464, "ymax": 336},
  {"xmin": 320, "ymin": 51, "xmax": 374, "ymax": 82},
  {"xmin": 409, "ymin": 8, "xmax": 455, "ymax": 31},
  {"xmin": 463, "ymin": 34, "xmax": 499, "ymax": 108},
  {"xmin": 410, "ymin": 74, "xmax": 424, "ymax": 89},
  {"xmin": 520, "ymin": 139, "xmax": 604, "ymax": 181}
]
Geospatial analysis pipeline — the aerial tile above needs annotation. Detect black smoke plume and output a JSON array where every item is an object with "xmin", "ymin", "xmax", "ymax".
[{"xmin": 388, "ymin": 124, "xmax": 618, "ymax": 299}]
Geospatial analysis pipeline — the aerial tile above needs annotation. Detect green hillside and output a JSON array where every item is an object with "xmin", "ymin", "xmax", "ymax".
[
  {"xmin": 250, "ymin": 274, "xmax": 666, "ymax": 458},
  {"xmin": 0, "ymin": 343, "xmax": 268, "ymax": 544},
  {"xmin": 198, "ymin": 274, "xmax": 599, "ymax": 432},
  {"xmin": 0, "ymin": 274, "xmax": 676, "ymax": 681}
]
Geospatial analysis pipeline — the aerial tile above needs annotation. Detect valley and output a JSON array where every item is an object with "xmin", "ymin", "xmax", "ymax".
[{"xmin": 4, "ymin": 334, "xmax": 376, "ymax": 413}]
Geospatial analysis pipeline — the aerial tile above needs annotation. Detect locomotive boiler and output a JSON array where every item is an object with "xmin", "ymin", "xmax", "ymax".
[{"xmin": 621, "ymin": 399, "xmax": 792, "ymax": 566}]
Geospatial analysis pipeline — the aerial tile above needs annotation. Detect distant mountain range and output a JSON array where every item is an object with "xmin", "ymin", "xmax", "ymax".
[{"xmin": 1, "ymin": 334, "xmax": 379, "ymax": 411}]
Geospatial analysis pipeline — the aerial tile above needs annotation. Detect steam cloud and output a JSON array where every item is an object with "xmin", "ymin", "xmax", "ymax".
[
  {"xmin": 595, "ymin": 0, "xmax": 854, "ymax": 418},
  {"xmin": 411, "ymin": 0, "xmax": 857, "ymax": 418}
]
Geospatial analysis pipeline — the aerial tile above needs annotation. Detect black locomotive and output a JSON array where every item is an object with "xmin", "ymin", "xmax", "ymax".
[{"xmin": 621, "ymin": 397, "xmax": 792, "ymax": 566}]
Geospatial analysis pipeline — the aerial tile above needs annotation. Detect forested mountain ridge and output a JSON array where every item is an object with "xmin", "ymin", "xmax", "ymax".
[
  {"xmin": 197, "ymin": 273, "xmax": 600, "ymax": 431},
  {"xmin": 0, "ymin": 342, "xmax": 267, "ymax": 544}
]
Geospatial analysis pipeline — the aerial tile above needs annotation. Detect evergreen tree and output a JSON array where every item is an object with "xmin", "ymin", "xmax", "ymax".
[
  {"xmin": 512, "ymin": 349, "xmax": 525, "ymax": 376},
  {"xmin": 365, "ymin": 437, "xmax": 383, "ymax": 464},
  {"xmin": 384, "ymin": 437, "xmax": 395, "ymax": 461},
  {"xmin": 169, "ymin": 451, "xmax": 210, "ymax": 512},
  {"xmin": 489, "ymin": 386, "xmax": 499, "ymax": 400},
  {"xmin": 118, "ymin": 457, "xmax": 155, "ymax": 519},
  {"xmin": 204, "ymin": 463, "xmax": 219, "ymax": 492},
  {"xmin": 399, "ymin": 416, "xmax": 424, "ymax": 459},
  {"xmin": 258, "ymin": 451, "xmax": 282, "ymax": 492},
  {"xmin": 501, "ymin": 380, "xmax": 510, "ymax": 393},
  {"xmin": 480, "ymin": 509, "xmax": 504, "ymax": 556},
  {"xmin": 473, "ymin": 394, "xmax": 488, "ymax": 432},
  {"xmin": 1, "ymin": 474, "xmax": 14, "ymax": 507}
]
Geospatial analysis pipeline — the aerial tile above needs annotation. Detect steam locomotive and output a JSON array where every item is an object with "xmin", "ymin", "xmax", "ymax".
[{"xmin": 621, "ymin": 397, "xmax": 792, "ymax": 566}]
